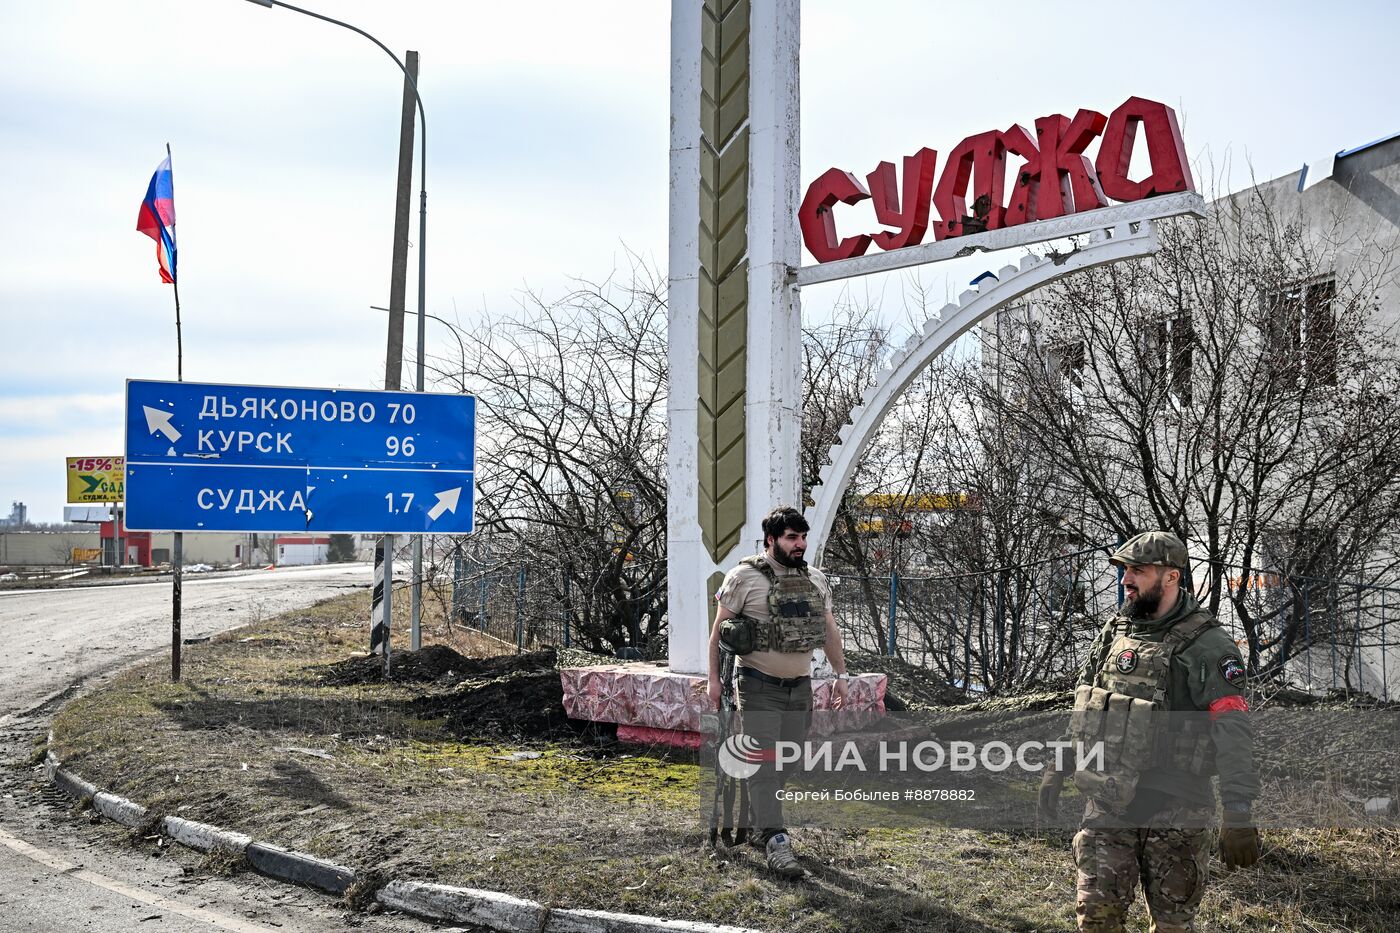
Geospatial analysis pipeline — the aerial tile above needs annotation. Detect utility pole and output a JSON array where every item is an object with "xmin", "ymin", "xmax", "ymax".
[
  {"xmin": 242, "ymin": 4, "xmax": 430, "ymax": 674},
  {"xmin": 370, "ymin": 50, "xmax": 420, "ymax": 676}
]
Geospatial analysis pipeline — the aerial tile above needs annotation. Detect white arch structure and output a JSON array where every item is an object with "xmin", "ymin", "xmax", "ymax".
[{"xmin": 806, "ymin": 220, "xmax": 1163, "ymax": 563}]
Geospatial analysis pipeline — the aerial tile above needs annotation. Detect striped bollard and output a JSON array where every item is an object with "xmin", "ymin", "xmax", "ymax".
[{"xmin": 369, "ymin": 534, "xmax": 393, "ymax": 675}]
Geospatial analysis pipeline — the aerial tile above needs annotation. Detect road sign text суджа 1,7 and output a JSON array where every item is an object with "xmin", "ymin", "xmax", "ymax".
[{"xmin": 124, "ymin": 380, "xmax": 475, "ymax": 534}]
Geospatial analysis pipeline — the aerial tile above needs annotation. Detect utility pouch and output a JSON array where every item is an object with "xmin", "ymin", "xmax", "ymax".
[
  {"xmin": 1121, "ymin": 698, "xmax": 1158, "ymax": 768},
  {"xmin": 1072, "ymin": 764, "xmax": 1140, "ymax": 814},
  {"xmin": 1069, "ymin": 685, "xmax": 1110, "ymax": 743},
  {"xmin": 1162, "ymin": 716, "xmax": 1216, "ymax": 775},
  {"xmin": 1069, "ymin": 688, "xmax": 1143, "ymax": 813},
  {"xmin": 1103, "ymin": 692, "xmax": 1132, "ymax": 762},
  {"xmin": 718, "ymin": 615, "xmax": 764, "ymax": 655}
]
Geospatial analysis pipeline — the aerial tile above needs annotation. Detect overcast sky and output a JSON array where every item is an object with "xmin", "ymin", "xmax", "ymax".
[{"xmin": 2, "ymin": 0, "xmax": 1397, "ymax": 523}]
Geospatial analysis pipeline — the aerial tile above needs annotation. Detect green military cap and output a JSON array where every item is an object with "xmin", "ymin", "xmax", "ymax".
[{"xmin": 1110, "ymin": 531, "xmax": 1187, "ymax": 569}]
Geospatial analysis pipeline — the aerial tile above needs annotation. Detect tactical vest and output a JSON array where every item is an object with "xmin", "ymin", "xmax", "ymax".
[
  {"xmin": 1068, "ymin": 612, "xmax": 1217, "ymax": 811},
  {"xmin": 740, "ymin": 555, "xmax": 827, "ymax": 653}
]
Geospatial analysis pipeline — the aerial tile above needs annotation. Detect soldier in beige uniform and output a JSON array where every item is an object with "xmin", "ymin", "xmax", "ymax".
[
  {"xmin": 1040, "ymin": 532, "xmax": 1261, "ymax": 932},
  {"xmin": 707, "ymin": 506, "xmax": 849, "ymax": 880}
]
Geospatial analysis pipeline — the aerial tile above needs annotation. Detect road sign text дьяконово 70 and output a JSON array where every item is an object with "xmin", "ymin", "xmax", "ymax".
[{"xmin": 123, "ymin": 380, "xmax": 475, "ymax": 534}]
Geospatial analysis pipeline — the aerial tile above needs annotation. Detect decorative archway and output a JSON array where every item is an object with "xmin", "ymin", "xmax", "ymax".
[
  {"xmin": 664, "ymin": 0, "xmax": 1207, "ymax": 673},
  {"xmin": 806, "ymin": 221, "xmax": 1163, "ymax": 562}
]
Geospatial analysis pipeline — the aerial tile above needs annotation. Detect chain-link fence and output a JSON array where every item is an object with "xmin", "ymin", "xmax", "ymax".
[
  {"xmin": 1214, "ymin": 565, "xmax": 1399, "ymax": 700},
  {"xmin": 828, "ymin": 546, "xmax": 1400, "ymax": 699},
  {"xmin": 445, "ymin": 551, "xmax": 575, "ymax": 651},
  {"xmin": 440, "ymin": 550, "xmax": 664, "ymax": 657},
  {"xmin": 829, "ymin": 546, "xmax": 1115, "ymax": 693},
  {"xmin": 424, "ymin": 534, "xmax": 1399, "ymax": 698}
]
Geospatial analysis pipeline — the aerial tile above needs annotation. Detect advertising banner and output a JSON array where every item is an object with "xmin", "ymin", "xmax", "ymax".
[{"xmin": 66, "ymin": 456, "xmax": 125, "ymax": 503}]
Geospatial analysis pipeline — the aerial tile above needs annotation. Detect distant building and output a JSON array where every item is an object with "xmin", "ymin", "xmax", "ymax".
[
  {"xmin": 1, "ymin": 501, "xmax": 28, "ymax": 528},
  {"xmin": 275, "ymin": 536, "xmax": 331, "ymax": 567}
]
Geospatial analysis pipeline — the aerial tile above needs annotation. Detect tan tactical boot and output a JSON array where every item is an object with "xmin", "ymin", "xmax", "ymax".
[{"xmin": 765, "ymin": 832, "xmax": 804, "ymax": 880}]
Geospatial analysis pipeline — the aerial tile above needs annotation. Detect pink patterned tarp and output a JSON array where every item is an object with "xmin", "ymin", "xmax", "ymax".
[{"xmin": 560, "ymin": 664, "xmax": 887, "ymax": 739}]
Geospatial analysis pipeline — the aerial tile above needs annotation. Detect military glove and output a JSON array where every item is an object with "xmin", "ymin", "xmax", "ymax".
[
  {"xmin": 1038, "ymin": 769, "xmax": 1066, "ymax": 820},
  {"xmin": 1219, "ymin": 807, "xmax": 1261, "ymax": 868}
]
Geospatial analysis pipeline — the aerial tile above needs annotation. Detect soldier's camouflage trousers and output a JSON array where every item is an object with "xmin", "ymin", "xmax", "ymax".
[{"xmin": 1073, "ymin": 800, "xmax": 1213, "ymax": 933}]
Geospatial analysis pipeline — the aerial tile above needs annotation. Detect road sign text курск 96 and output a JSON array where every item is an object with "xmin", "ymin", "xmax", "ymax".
[{"xmin": 123, "ymin": 380, "xmax": 475, "ymax": 534}]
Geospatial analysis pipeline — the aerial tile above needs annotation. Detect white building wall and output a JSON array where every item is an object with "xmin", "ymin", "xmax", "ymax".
[{"xmin": 276, "ymin": 543, "xmax": 328, "ymax": 567}]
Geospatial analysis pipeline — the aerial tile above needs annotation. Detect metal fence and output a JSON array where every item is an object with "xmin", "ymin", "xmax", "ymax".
[
  {"xmin": 1213, "ymin": 565, "xmax": 1398, "ymax": 700},
  {"xmin": 446, "ymin": 552, "xmax": 575, "ymax": 651},
  {"xmin": 829, "ymin": 547, "xmax": 1400, "ymax": 699},
  {"xmin": 438, "ymin": 542, "xmax": 1399, "ymax": 699},
  {"xmin": 830, "ymin": 546, "xmax": 1116, "ymax": 693}
]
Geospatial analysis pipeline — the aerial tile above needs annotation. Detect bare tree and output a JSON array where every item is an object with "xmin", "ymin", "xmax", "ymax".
[
  {"xmin": 435, "ymin": 260, "xmax": 668, "ymax": 655},
  {"xmin": 987, "ymin": 190, "xmax": 1400, "ymax": 683},
  {"xmin": 891, "ymin": 346, "xmax": 1103, "ymax": 692},
  {"xmin": 800, "ymin": 303, "xmax": 892, "ymax": 647}
]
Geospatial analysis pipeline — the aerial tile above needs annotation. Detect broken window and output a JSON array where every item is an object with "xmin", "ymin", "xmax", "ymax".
[
  {"xmin": 1266, "ymin": 278, "xmax": 1337, "ymax": 385},
  {"xmin": 1049, "ymin": 340, "xmax": 1086, "ymax": 388}
]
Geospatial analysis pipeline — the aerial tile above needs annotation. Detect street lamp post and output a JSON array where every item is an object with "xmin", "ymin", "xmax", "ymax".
[
  {"xmin": 370, "ymin": 305, "xmax": 466, "ymax": 368},
  {"xmin": 246, "ymin": 0, "xmax": 431, "ymax": 652}
]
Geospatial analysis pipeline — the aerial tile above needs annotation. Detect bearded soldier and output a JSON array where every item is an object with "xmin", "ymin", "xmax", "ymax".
[
  {"xmin": 707, "ymin": 506, "xmax": 850, "ymax": 880},
  {"xmin": 1040, "ymin": 532, "xmax": 1261, "ymax": 932}
]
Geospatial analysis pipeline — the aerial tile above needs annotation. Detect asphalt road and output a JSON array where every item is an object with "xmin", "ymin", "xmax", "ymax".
[
  {"xmin": 0, "ymin": 563, "xmax": 372, "ymax": 720},
  {"xmin": 0, "ymin": 563, "xmax": 464, "ymax": 932}
]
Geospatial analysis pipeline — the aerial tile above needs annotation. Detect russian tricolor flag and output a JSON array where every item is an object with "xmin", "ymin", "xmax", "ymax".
[{"xmin": 136, "ymin": 155, "xmax": 177, "ymax": 284}]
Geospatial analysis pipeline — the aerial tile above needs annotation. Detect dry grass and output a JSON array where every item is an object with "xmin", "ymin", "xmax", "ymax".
[{"xmin": 51, "ymin": 593, "xmax": 1399, "ymax": 932}]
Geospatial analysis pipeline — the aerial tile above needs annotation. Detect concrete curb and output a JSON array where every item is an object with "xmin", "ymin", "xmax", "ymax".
[
  {"xmin": 377, "ymin": 880, "xmax": 762, "ymax": 933},
  {"xmin": 92, "ymin": 790, "xmax": 148, "ymax": 827},
  {"xmin": 553, "ymin": 908, "xmax": 760, "ymax": 933},
  {"xmin": 377, "ymin": 881, "xmax": 546, "ymax": 930},
  {"xmin": 46, "ymin": 747, "xmax": 762, "ymax": 933},
  {"xmin": 47, "ymin": 752, "xmax": 98, "ymax": 801},
  {"xmin": 162, "ymin": 815, "xmax": 253, "ymax": 855},
  {"xmin": 245, "ymin": 841, "xmax": 356, "ymax": 896},
  {"xmin": 45, "ymin": 752, "xmax": 356, "ymax": 897}
]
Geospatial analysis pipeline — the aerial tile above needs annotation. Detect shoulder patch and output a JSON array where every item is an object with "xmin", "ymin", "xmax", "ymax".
[{"xmin": 1218, "ymin": 656, "xmax": 1246, "ymax": 687}]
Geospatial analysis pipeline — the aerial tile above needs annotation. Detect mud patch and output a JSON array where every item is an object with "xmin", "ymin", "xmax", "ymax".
[
  {"xmin": 845, "ymin": 650, "xmax": 972, "ymax": 710},
  {"xmin": 311, "ymin": 644, "xmax": 477, "ymax": 685},
  {"xmin": 412, "ymin": 650, "xmax": 572, "ymax": 740}
]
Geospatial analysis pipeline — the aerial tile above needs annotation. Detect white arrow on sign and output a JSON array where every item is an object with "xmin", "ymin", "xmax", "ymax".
[
  {"xmin": 143, "ymin": 406, "xmax": 182, "ymax": 443},
  {"xmin": 427, "ymin": 487, "xmax": 462, "ymax": 522}
]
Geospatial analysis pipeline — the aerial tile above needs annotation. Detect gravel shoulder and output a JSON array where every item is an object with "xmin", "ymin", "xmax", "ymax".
[{"xmin": 49, "ymin": 593, "xmax": 1400, "ymax": 932}]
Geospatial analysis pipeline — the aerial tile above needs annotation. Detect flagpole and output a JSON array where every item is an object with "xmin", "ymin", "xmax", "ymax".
[
  {"xmin": 168, "ymin": 143, "xmax": 183, "ymax": 383},
  {"xmin": 168, "ymin": 141, "xmax": 184, "ymax": 684}
]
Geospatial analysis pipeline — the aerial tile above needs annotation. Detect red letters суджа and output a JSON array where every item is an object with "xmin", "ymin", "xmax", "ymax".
[
  {"xmin": 798, "ymin": 167, "xmax": 873, "ymax": 263},
  {"xmin": 868, "ymin": 146, "xmax": 938, "ymax": 251},
  {"xmin": 799, "ymin": 96, "xmax": 1192, "ymax": 264}
]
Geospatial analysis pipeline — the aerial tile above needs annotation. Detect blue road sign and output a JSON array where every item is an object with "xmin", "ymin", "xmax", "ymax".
[{"xmin": 124, "ymin": 380, "xmax": 475, "ymax": 534}]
